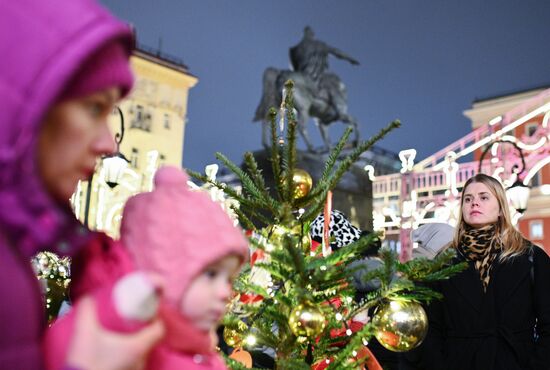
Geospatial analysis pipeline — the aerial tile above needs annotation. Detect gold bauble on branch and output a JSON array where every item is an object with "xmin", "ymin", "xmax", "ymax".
[
  {"xmin": 372, "ymin": 299, "xmax": 428, "ymax": 352},
  {"xmin": 288, "ymin": 301, "xmax": 326, "ymax": 338},
  {"xmin": 269, "ymin": 222, "xmax": 311, "ymax": 252},
  {"xmin": 223, "ymin": 320, "xmax": 248, "ymax": 347},
  {"xmin": 291, "ymin": 168, "xmax": 313, "ymax": 199}
]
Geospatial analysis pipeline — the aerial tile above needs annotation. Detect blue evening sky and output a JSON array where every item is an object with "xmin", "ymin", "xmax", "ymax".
[{"xmin": 100, "ymin": 0, "xmax": 550, "ymax": 173}]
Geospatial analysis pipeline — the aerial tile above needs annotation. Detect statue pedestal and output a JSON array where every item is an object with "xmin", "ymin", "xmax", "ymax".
[{"xmin": 250, "ymin": 149, "xmax": 372, "ymax": 231}]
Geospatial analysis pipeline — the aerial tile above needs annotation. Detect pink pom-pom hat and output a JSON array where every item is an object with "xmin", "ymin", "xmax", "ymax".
[{"xmin": 120, "ymin": 166, "xmax": 249, "ymax": 305}]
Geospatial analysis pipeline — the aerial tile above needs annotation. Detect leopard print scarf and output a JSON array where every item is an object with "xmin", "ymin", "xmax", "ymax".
[{"xmin": 458, "ymin": 224, "xmax": 501, "ymax": 291}]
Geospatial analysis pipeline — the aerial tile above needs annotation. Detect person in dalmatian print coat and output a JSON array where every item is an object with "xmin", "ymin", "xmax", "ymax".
[{"xmin": 310, "ymin": 210, "xmax": 398, "ymax": 370}]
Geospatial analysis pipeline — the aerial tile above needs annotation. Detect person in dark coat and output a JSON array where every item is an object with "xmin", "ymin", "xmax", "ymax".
[{"xmin": 406, "ymin": 173, "xmax": 550, "ymax": 370}]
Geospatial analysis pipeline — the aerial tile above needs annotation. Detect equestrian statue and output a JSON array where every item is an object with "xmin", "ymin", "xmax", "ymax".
[{"xmin": 254, "ymin": 26, "xmax": 360, "ymax": 153}]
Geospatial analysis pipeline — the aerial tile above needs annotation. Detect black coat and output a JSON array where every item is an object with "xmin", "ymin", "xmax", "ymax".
[{"xmin": 404, "ymin": 245, "xmax": 550, "ymax": 370}]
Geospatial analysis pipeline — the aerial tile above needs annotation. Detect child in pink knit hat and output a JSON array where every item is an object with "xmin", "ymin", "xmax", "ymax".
[{"xmin": 44, "ymin": 166, "xmax": 250, "ymax": 370}]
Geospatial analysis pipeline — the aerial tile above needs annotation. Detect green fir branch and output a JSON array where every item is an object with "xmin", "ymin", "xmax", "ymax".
[
  {"xmin": 307, "ymin": 234, "xmax": 377, "ymax": 272},
  {"xmin": 186, "ymin": 168, "xmax": 261, "ymax": 212},
  {"xmin": 236, "ymin": 281, "xmax": 270, "ymax": 298},
  {"xmin": 416, "ymin": 263, "xmax": 467, "ymax": 283},
  {"xmin": 377, "ymin": 248, "xmax": 399, "ymax": 288},
  {"xmin": 386, "ymin": 285, "xmax": 443, "ymax": 303},
  {"xmin": 276, "ymin": 358, "xmax": 310, "ymax": 370},
  {"xmin": 301, "ymin": 120, "xmax": 400, "ymax": 222},
  {"xmin": 284, "ymin": 123, "xmax": 299, "ymax": 206},
  {"xmin": 280, "ymin": 81, "xmax": 298, "ymax": 204},
  {"xmin": 252, "ymin": 321, "xmax": 279, "ymax": 348},
  {"xmin": 398, "ymin": 248, "xmax": 467, "ymax": 282},
  {"xmin": 243, "ymin": 151, "xmax": 281, "ymax": 213},
  {"xmin": 351, "ymin": 290, "xmax": 385, "ymax": 317},
  {"xmin": 231, "ymin": 205, "xmax": 256, "ymax": 231},
  {"xmin": 329, "ymin": 120, "xmax": 400, "ymax": 190},
  {"xmin": 239, "ymin": 203, "xmax": 274, "ymax": 228},
  {"xmin": 300, "ymin": 189, "xmax": 331, "ymax": 224},
  {"xmin": 269, "ymin": 108, "xmax": 284, "ymax": 200},
  {"xmin": 252, "ymin": 261, "xmax": 293, "ymax": 282},
  {"xmin": 284, "ymin": 237, "xmax": 307, "ymax": 286},
  {"xmin": 215, "ymin": 152, "xmax": 274, "ymax": 209},
  {"xmin": 346, "ymin": 264, "xmax": 384, "ymax": 292},
  {"xmin": 187, "ymin": 169, "xmax": 271, "ymax": 228},
  {"xmin": 327, "ymin": 322, "xmax": 377, "ymax": 370},
  {"xmin": 265, "ymin": 242, "xmax": 297, "ymax": 267},
  {"xmin": 304, "ymin": 127, "xmax": 353, "ymax": 201},
  {"xmin": 232, "ymin": 265, "xmax": 251, "ymax": 291}
]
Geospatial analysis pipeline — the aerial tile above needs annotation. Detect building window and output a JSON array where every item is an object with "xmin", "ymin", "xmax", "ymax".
[
  {"xmin": 529, "ymin": 220, "xmax": 544, "ymax": 240},
  {"xmin": 130, "ymin": 104, "xmax": 152, "ymax": 132},
  {"xmin": 136, "ymin": 105, "xmax": 143, "ymax": 122},
  {"xmin": 130, "ymin": 148, "xmax": 139, "ymax": 168},
  {"xmin": 130, "ymin": 105, "xmax": 143, "ymax": 129},
  {"xmin": 163, "ymin": 113, "xmax": 170, "ymax": 129}
]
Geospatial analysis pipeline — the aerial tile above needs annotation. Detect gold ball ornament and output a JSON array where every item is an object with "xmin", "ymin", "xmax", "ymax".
[
  {"xmin": 372, "ymin": 299, "xmax": 428, "ymax": 352},
  {"xmin": 291, "ymin": 168, "xmax": 313, "ymax": 199},
  {"xmin": 288, "ymin": 301, "xmax": 326, "ymax": 338},
  {"xmin": 269, "ymin": 223, "xmax": 311, "ymax": 252},
  {"xmin": 223, "ymin": 320, "xmax": 248, "ymax": 347}
]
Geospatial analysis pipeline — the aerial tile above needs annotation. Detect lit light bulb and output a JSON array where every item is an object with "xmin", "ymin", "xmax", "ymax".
[{"xmin": 245, "ymin": 334, "xmax": 257, "ymax": 347}]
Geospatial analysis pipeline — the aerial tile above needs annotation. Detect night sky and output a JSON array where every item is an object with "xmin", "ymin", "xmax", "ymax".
[{"xmin": 99, "ymin": 0, "xmax": 550, "ymax": 173}]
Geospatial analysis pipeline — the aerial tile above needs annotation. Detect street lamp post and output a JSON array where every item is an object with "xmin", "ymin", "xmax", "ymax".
[
  {"xmin": 478, "ymin": 139, "xmax": 531, "ymax": 214},
  {"xmin": 83, "ymin": 106, "xmax": 129, "ymax": 227}
]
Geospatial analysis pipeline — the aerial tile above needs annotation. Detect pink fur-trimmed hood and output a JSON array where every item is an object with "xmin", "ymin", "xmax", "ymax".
[
  {"xmin": 0, "ymin": 0, "xmax": 133, "ymax": 257},
  {"xmin": 121, "ymin": 166, "xmax": 249, "ymax": 305}
]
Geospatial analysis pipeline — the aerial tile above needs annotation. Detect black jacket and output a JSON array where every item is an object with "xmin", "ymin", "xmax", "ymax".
[{"xmin": 404, "ymin": 245, "xmax": 550, "ymax": 370}]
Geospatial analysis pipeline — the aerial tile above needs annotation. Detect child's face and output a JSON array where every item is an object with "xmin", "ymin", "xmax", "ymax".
[{"xmin": 180, "ymin": 255, "xmax": 241, "ymax": 332}]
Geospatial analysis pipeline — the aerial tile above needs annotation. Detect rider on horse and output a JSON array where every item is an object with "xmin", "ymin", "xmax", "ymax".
[
  {"xmin": 289, "ymin": 26, "xmax": 359, "ymax": 84},
  {"xmin": 254, "ymin": 27, "xmax": 360, "ymax": 152}
]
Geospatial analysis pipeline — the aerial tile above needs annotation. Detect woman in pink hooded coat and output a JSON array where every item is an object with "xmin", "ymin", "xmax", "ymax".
[
  {"xmin": 45, "ymin": 166, "xmax": 250, "ymax": 370},
  {"xmin": 0, "ymin": 0, "xmax": 163, "ymax": 369}
]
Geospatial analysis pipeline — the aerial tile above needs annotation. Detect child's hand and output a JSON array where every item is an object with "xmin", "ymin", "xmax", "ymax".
[{"xmin": 66, "ymin": 296, "xmax": 164, "ymax": 370}]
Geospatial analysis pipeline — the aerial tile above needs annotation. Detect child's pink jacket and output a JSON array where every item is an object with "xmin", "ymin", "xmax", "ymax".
[
  {"xmin": 43, "ymin": 233, "xmax": 229, "ymax": 370},
  {"xmin": 44, "ymin": 167, "xmax": 249, "ymax": 370}
]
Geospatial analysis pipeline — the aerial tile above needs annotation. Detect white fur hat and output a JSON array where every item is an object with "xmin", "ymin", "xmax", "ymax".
[{"xmin": 411, "ymin": 223, "xmax": 455, "ymax": 259}]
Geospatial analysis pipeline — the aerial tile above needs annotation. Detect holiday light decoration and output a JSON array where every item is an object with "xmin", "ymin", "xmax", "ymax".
[{"xmin": 372, "ymin": 88, "xmax": 550, "ymax": 254}]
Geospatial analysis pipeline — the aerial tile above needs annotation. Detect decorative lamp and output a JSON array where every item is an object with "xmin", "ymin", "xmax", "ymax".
[
  {"xmin": 507, "ymin": 179, "xmax": 530, "ymax": 214},
  {"xmin": 102, "ymin": 152, "xmax": 129, "ymax": 188}
]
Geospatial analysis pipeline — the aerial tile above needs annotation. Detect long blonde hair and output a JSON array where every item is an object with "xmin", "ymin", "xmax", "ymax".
[{"xmin": 451, "ymin": 173, "xmax": 527, "ymax": 260}]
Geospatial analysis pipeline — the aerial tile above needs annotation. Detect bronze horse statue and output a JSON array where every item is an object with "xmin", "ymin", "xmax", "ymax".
[{"xmin": 253, "ymin": 67, "xmax": 360, "ymax": 153}]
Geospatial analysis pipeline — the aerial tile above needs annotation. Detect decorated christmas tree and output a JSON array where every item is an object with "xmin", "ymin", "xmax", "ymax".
[
  {"xmin": 32, "ymin": 251, "xmax": 71, "ymax": 324},
  {"xmin": 193, "ymin": 81, "xmax": 465, "ymax": 369}
]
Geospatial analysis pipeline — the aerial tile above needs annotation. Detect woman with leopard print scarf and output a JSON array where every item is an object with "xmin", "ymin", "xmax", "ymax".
[{"xmin": 404, "ymin": 173, "xmax": 550, "ymax": 370}]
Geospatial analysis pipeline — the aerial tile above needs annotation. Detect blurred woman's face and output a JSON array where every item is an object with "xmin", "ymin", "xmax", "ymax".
[
  {"xmin": 38, "ymin": 87, "xmax": 120, "ymax": 202},
  {"xmin": 462, "ymin": 182, "xmax": 500, "ymax": 229}
]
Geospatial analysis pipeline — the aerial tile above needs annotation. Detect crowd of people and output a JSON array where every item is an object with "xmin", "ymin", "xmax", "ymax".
[{"xmin": 1, "ymin": 1, "xmax": 549, "ymax": 369}]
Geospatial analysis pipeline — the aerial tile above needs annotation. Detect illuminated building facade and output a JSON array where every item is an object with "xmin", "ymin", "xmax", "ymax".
[{"xmin": 72, "ymin": 47, "xmax": 198, "ymax": 237}]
